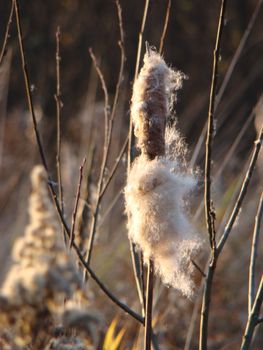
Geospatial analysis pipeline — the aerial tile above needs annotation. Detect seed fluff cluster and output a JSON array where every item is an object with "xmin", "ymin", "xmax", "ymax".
[
  {"xmin": 125, "ymin": 49, "xmax": 203, "ymax": 298},
  {"xmin": 0, "ymin": 166, "xmax": 100, "ymax": 349}
]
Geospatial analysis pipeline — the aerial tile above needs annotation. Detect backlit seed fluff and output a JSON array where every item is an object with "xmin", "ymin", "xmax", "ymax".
[
  {"xmin": 131, "ymin": 48, "xmax": 184, "ymax": 159},
  {"xmin": 125, "ymin": 50, "xmax": 203, "ymax": 298}
]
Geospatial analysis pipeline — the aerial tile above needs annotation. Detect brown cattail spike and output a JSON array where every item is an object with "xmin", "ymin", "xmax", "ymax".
[{"xmin": 131, "ymin": 48, "xmax": 183, "ymax": 159}]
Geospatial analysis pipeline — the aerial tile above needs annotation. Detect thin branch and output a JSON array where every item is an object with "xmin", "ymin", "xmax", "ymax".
[
  {"xmin": 98, "ymin": 188, "xmax": 122, "ymax": 229},
  {"xmin": 84, "ymin": 48, "xmax": 110, "ymax": 272},
  {"xmin": 99, "ymin": 134, "xmax": 128, "ymax": 199},
  {"xmin": 140, "ymin": 253, "xmax": 146, "ymax": 311},
  {"xmin": 144, "ymin": 259, "xmax": 154, "ymax": 350},
  {"xmin": 190, "ymin": 0, "xmax": 262, "ymax": 167},
  {"xmin": 127, "ymin": 0, "xmax": 151, "ymax": 317},
  {"xmin": 54, "ymin": 26, "xmax": 66, "ymax": 244},
  {"xmin": 111, "ymin": 0, "xmax": 126, "ymax": 123},
  {"xmin": 0, "ymin": 1, "xmax": 14, "ymax": 66},
  {"xmin": 13, "ymin": 0, "xmax": 144, "ymax": 325},
  {"xmin": 199, "ymin": 255, "xmax": 218, "ymax": 350},
  {"xmin": 218, "ymin": 124, "xmax": 263, "ymax": 254},
  {"xmin": 205, "ymin": 0, "xmax": 227, "ymax": 252},
  {"xmin": 76, "ymin": 138, "xmax": 96, "ymax": 249},
  {"xmin": 215, "ymin": 0, "xmax": 263, "ymax": 108},
  {"xmin": 248, "ymin": 192, "xmax": 263, "ymax": 313},
  {"xmin": 70, "ymin": 158, "xmax": 86, "ymax": 248},
  {"xmin": 159, "ymin": 0, "xmax": 171, "ymax": 54},
  {"xmin": 241, "ymin": 277, "xmax": 263, "ymax": 349},
  {"xmin": 14, "ymin": 0, "xmax": 48, "ymax": 171},
  {"xmin": 194, "ymin": 107, "xmax": 255, "ymax": 221},
  {"xmin": 184, "ymin": 258, "xmax": 210, "ymax": 350},
  {"xmin": 200, "ymin": 1, "xmax": 227, "ymax": 348},
  {"xmin": 191, "ymin": 259, "xmax": 206, "ymax": 278},
  {"xmin": 85, "ymin": 2, "xmax": 126, "ymax": 270}
]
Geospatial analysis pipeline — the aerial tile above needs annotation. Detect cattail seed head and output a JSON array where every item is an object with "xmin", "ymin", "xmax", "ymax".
[
  {"xmin": 131, "ymin": 49, "xmax": 184, "ymax": 158},
  {"xmin": 125, "ymin": 49, "xmax": 203, "ymax": 298}
]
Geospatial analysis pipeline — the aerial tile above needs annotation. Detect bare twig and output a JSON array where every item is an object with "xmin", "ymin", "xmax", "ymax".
[
  {"xmin": 85, "ymin": 2, "xmax": 126, "ymax": 271},
  {"xmin": 194, "ymin": 107, "xmax": 255, "ymax": 221},
  {"xmin": 190, "ymin": 0, "xmax": 262, "ymax": 167},
  {"xmin": 191, "ymin": 259, "xmax": 206, "ymax": 278},
  {"xmin": 99, "ymin": 134, "xmax": 128, "ymax": 199},
  {"xmin": 198, "ymin": 114, "xmax": 263, "ymax": 350},
  {"xmin": 127, "ymin": 0, "xmax": 151, "ymax": 317},
  {"xmin": 0, "ymin": 1, "xmax": 14, "ymax": 66},
  {"xmin": 159, "ymin": 0, "xmax": 171, "ymax": 54},
  {"xmin": 98, "ymin": 188, "xmax": 122, "ymax": 229},
  {"xmin": 70, "ymin": 158, "xmax": 86, "ymax": 248},
  {"xmin": 218, "ymin": 124, "xmax": 263, "ymax": 253},
  {"xmin": 248, "ymin": 192, "xmax": 263, "ymax": 313},
  {"xmin": 204, "ymin": 0, "xmax": 226, "ymax": 253},
  {"xmin": 111, "ymin": 0, "xmax": 126, "ymax": 123},
  {"xmin": 84, "ymin": 48, "xmax": 110, "ymax": 272},
  {"xmin": 54, "ymin": 26, "xmax": 66, "ymax": 244},
  {"xmin": 241, "ymin": 277, "xmax": 263, "ymax": 349},
  {"xmin": 13, "ymin": 0, "xmax": 144, "ymax": 325},
  {"xmin": 184, "ymin": 259, "xmax": 210, "ymax": 350},
  {"xmin": 144, "ymin": 259, "xmax": 154, "ymax": 350},
  {"xmin": 76, "ymin": 138, "xmax": 96, "ymax": 249},
  {"xmin": 200, "ymin": 1, "xmax": 227, "ymax": 348}
]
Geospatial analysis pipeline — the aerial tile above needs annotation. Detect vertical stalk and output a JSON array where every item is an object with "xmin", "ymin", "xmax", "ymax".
[
  {"xmin": 200, "ymin": 0, "xmax": 227, "ymax": 349},
  {"xmin": 54, "ymin": 26, "xmax": 66, "ymax": 244},
  {"xmin": 144, "ymin": 259, "xmax": 154, "ymax": 350},
  {"xmin": 248, "ymin": 192, "xmax": 263, "ymax": 313},
  {"xmin": 241, "ymin": 277, "xmax": 263, "ymax": 349},
  {"xmin": 128, "ymin": 0, "xmax": 151, "ymax": 316}
]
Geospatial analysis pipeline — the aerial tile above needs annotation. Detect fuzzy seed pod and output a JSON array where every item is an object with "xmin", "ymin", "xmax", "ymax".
[
  {"xmin": 125, "ymin": 49, "xmax": 203, "ymax": 298},
  {"xmin": 131, "ymin": 48, "xmax": 184, "ymax": 159}
]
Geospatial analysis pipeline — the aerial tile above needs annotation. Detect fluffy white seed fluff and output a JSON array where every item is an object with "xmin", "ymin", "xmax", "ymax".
[
  {"xmin": 125, "ymin": 156, "xmax": 201, "ymax": 298},
  {"xmin": 125, "ymin": 49, "xmax": 202, "ymax": 298}
]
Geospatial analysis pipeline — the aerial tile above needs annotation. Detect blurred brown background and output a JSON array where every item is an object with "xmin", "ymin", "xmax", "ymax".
[{"xmin": 0, "ymin": 0, "xmax": 262, "ymax": 349}]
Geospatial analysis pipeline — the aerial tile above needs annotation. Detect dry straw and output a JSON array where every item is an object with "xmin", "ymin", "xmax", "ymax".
[{"xmin": 125, "ymin": 49, "xmax": 203, "ymax": 298}]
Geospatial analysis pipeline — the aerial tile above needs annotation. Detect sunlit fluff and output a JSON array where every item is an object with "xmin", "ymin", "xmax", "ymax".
[{"xmin": 125, "ymin": 50, "xmax": 202, "ymax": 298}]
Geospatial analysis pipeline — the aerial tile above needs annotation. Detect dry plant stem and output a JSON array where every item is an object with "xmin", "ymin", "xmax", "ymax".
[
  {"xmin": 241, "ymin": 277, "xmax": 263, "ymax": 349},
  {"xmin": 218, "ymin": 124, "xmax": 263, "ymax": 253},
  {"xmin": 248, "ymin": 192, "xmax": 263, "ymax": 313},
  {"xmin": 14, "ymin": 0, "xmax": 48, "ymax": 171},
  {"xmin": 144, "ymin": 259, "xmax": 154, "ymax": 350},
  {"xmin": 98, "ymin": 188, "xmax": 122, "ymax": 229},
  {"xmin": 204, "ymin": 0, "xmax": 227, "ymax": 253},
  {"xmin": 99, "ymin": 0, "xmax": 126, "ymax": 174},
  {"xmin": 194, "ymin": 104, "xmax": 255, "ymax": 221},
  {"xmin": 85, "ymin": 2, "xmax": 125, "ymax": 271},
  {"xmin": 159, "ymin": 0, "xmax": 171, "ymax": 54},
  {"xmin": 199, "ymin": 124, "xmax": 263, "ymax": 350},
  {"xmin": 77, "ymin": 139, "xmax": 95, "ymax": 248},
  {"xmin": 134, "ymin": 0, "xmax": 150, "ymax": 82},
  {"xmin": 13, "ymin": 0, "xmax": 144, "ymax": 325},
  {"xmin": 84, "ymin": 48, "xmax": 110, "ymax": 272},
  {"xmin": 70, "ymin": 158, "xmax": 86, "ymax": 248},
  {"xmin": 99, "ymin": 134, "xmax": 128, "ymax": 199},
  {"xmin": 0, "ymin": 1, "xmax": 14, "ymax": 65},
  {"xmin": 54, "ymin": 26, "xmax": 66, "ymax": 244},
  {"xmin": 200, "ymin": 1, "xmax": 227, "ymax": 349},
  {"xmin": 128, "ymin": 0, "xmax": 150, "ymax": 317},
  {"xmin": 184, "ymin": 259, "xmax": 210, "ymax": 350},
  {"xmin": 190, "ymin": 0, "xmax": 262, "ymax": 167},
  {"xmin": 199, "ymin": 255, "xmax": 218, "ymax": 350},
  {"xmin": 191, "ymin": 259, "xmax": 206, "ymax": 278}
]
